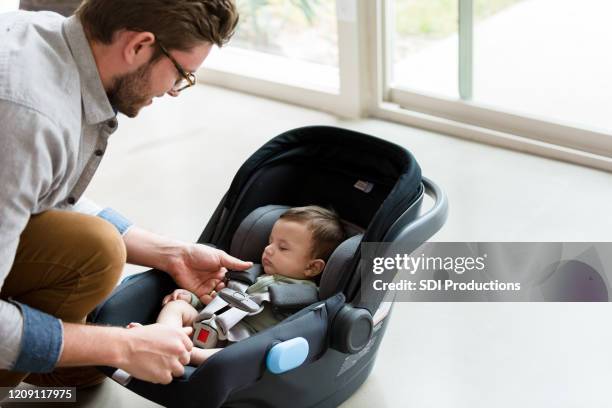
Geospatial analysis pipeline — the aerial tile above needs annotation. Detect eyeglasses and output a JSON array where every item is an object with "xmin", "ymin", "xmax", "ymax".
[{"xmin": 157, "ymin": 42, "xmax": 196, "ymax": 93}]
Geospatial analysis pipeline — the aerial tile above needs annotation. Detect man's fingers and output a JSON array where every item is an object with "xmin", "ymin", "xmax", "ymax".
[
  {"xmin": 220, "ymin": 251, "xmax": 253, "ymax": 271},
  {"xmin": 207, "ymin": 270, "xmax": 226, "ymax": 281},
  {"xmin": 193, "ymin": 277, "xmax": 222, "ymax": 299},
  {"xmin": 183, "ymin": 326, "xmax": 193, "ymax": 345},
  {"xmin": 171, "ymin": 361, "xmax": 185, "ymax": 378},
  {"xmin": 179, "ymin": 350, "xmax": 190, "ymax": 366},
  {"xmin": 160, "ymin": 372, "xmax": 173, "ymax": 385},
  {"xmin": 215, "ymin": 280, "xmax": 226, "ymax": 292},
  {"xmin": 199, "ymin": 294, "xmax": 213, "ymax": 305},
  {"xmin": 174, "ymin": 327, "xmax": 193, "ymax": 354}
]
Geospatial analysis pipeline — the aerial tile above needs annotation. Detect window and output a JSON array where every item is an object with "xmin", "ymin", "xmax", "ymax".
[
  {"xmin": 205, "ymin": 0, "xmax": 340, "ymax": 90},
  {"xmin": 472, "ymin": 0, "xmax": 612, "ymax": 133},
  {"xmin": 392, "ymin": 0, "xmax": 459, "ymax": 99},
  {"xmin": 385, "ymin": 0, "xmax": 612, "ymax": 164}
]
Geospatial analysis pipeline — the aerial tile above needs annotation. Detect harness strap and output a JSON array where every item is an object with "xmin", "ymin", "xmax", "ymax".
[{"xmin": 193, "ymin": 265, "xmax": 319, "ymax": 346}]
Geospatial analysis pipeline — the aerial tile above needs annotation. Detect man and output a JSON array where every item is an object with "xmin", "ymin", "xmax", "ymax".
[{"xmin": 0, "ymin": 0, "xmax": 247, "ymax": 387}]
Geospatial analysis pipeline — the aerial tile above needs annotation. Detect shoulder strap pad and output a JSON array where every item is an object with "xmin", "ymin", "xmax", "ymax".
[
  {"xmin": 226, "ymin": 264, "xmax": 263, "ymax": 285},
  {"xmin": 269, "ymin": 284, "xmax": 319, "ymax": 310}
]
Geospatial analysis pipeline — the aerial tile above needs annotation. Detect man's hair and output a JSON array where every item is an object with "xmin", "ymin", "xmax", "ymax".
[
  {"xmin": 76, "ymin": 0, "xmax": 238, "ymax": 53},
  {"xmin": 280, "ymin": 206, "xmax": 345, "ymax": 261}
]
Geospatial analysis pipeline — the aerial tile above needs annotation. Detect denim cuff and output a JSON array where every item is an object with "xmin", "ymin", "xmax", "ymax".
[
  {"xmin": 10, "ymin": 301, "xmax": 63, "ymax": 373},
  {"xmin": 97, "ymin": 207, "xmax": 133, "ymax": 235}
]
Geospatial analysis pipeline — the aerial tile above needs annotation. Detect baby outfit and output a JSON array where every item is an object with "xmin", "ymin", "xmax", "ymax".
[{"xmin": 187, "ymin": 272, "xmax": 317, "ymax": 337}]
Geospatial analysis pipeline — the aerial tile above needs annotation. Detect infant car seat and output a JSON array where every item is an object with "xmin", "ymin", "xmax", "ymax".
[{"xmin": 90, "ymin": 126, "xmax": 448, "ymax": 408}]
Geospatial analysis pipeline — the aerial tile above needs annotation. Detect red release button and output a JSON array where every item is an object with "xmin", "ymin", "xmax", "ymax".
[{"xmin": 197, "ymin": 329, "xmax": 210, "ymax": 343}]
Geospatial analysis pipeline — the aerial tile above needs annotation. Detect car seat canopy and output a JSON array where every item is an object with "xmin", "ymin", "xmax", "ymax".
[{"xmin": 199, "ymin": 126, "xmax": 422, "ymax": 252}]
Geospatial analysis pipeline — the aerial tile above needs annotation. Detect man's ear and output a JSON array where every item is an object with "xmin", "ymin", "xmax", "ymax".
[
  {"xmin": 122, "ymin": 31, "xmax": 156, "ymax": 66},
  {"xmin": 305, "ymin": 259, "xmax": 325, "ymax": 278}
]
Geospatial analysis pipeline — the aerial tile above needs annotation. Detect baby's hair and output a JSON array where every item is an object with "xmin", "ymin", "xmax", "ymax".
[{"xmin": 280, "ymin": 205, "xmax": 345, "ymax": 261}]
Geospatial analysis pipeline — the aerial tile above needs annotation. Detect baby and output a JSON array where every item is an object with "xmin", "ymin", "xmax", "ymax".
[{"xmin": 145, "ymin": 205, "xmax": 345, "ymax": 366}]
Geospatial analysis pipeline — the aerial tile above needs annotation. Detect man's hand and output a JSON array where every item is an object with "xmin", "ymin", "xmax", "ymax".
[
  {"xmin": 58, "ymin": 322, "xmax": 193, "ymax": 385},
  {"xmin": 123, "ymin": 227, "xmax": 252, "ymax": 305},
  {"xmin": 168, "ymin": 243, "xmax": 252, "ymax": 304},
  {"xmin": 118, "ymin": 324, "xmax": 193, "ymax": 384}
]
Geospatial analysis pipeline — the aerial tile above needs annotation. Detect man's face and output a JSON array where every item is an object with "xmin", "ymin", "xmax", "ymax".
[
  {"xmin": 107, "ymin": 42, "xmax": 212, "ymax": 118},
  {"xmin": 261, "ymin": 219, "xmax": 316, "ymax": 280}
]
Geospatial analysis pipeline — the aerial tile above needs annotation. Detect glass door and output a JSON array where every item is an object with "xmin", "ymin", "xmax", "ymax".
[{"xmin": 386, "ymin": 0, "xmax": 612, "ymax": 158}]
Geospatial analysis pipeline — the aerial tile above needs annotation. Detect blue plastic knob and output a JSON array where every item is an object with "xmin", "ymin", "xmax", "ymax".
[{"xmin": 266, "ymin": 337, "xmax": 309, "ymax": 374}]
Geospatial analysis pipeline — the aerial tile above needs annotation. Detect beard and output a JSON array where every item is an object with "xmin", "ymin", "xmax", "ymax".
[{"xmin": 106, "ymin": 61, "xmax": 154, "ymax": 118}]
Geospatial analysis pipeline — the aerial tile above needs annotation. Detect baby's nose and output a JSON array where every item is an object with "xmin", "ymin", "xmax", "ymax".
[{"xmin": 264, "ymin": 245, "xmax": 273, "ymax": 255}]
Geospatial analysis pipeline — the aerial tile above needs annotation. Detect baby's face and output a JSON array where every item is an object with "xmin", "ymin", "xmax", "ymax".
[{"xmin": 261, "ymin": 219, "xmax": 316, "ymax": 279}]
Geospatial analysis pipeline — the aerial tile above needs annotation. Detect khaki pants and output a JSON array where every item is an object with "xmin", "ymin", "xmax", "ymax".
[{"xmin": 0, "ymin": 211, "xmax": 126, "ymax": 388}]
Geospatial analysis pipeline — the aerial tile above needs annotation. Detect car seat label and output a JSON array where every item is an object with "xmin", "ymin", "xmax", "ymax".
[{"xmin": 354, "ymin": 180, "xmax": 374, "ymax": 193}]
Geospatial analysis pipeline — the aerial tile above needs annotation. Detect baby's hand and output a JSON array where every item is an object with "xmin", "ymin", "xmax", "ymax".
[{"xmin": 162, "ymin": 289, "xmax": 193, "ymax": 306}]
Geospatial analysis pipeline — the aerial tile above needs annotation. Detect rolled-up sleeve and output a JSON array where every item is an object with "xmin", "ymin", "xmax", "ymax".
[
  {"xmin": 9, "ymin": 301, "xmax": 63, "ymax": 372},
  {"xmin": 97, "ymin": 207, "xmax": 133, "ymax": 235},
  {"xmin": 72, "ymin": 197, "xmax": 133, "ymax": 235}
]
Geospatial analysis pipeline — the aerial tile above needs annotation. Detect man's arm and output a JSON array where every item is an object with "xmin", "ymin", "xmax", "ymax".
[
  {"xmin": 123, "ymin": 226, "xmax": 252, "ymax": 303},
  {"xmin": 58, "ymin": 322, "xmax": 192, "ymax": 384},
  {"xmin": 0, "ymin": 302, "xmax": 25, "ymax": 369},
  {"xmin": 6, "ymin": 293, "xmax": 194, "ymax": 383},
  {"xmin": 0, "ymin": 104, "xmax": 64, "ymax": 371},
  {"xmin": 123, "ymin": 226, "xmax": 186, "ymax": 273}
]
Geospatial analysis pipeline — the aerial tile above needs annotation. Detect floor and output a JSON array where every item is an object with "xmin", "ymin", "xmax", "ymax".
[{"xmin": 4, "ymin": 84, "xmax": 612, "ymax": 407}]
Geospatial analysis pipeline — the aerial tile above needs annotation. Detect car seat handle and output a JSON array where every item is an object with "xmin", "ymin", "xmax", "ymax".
[{"xmin": 356, "ymin": 176, "xmax": 449, "ymax": 313}]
